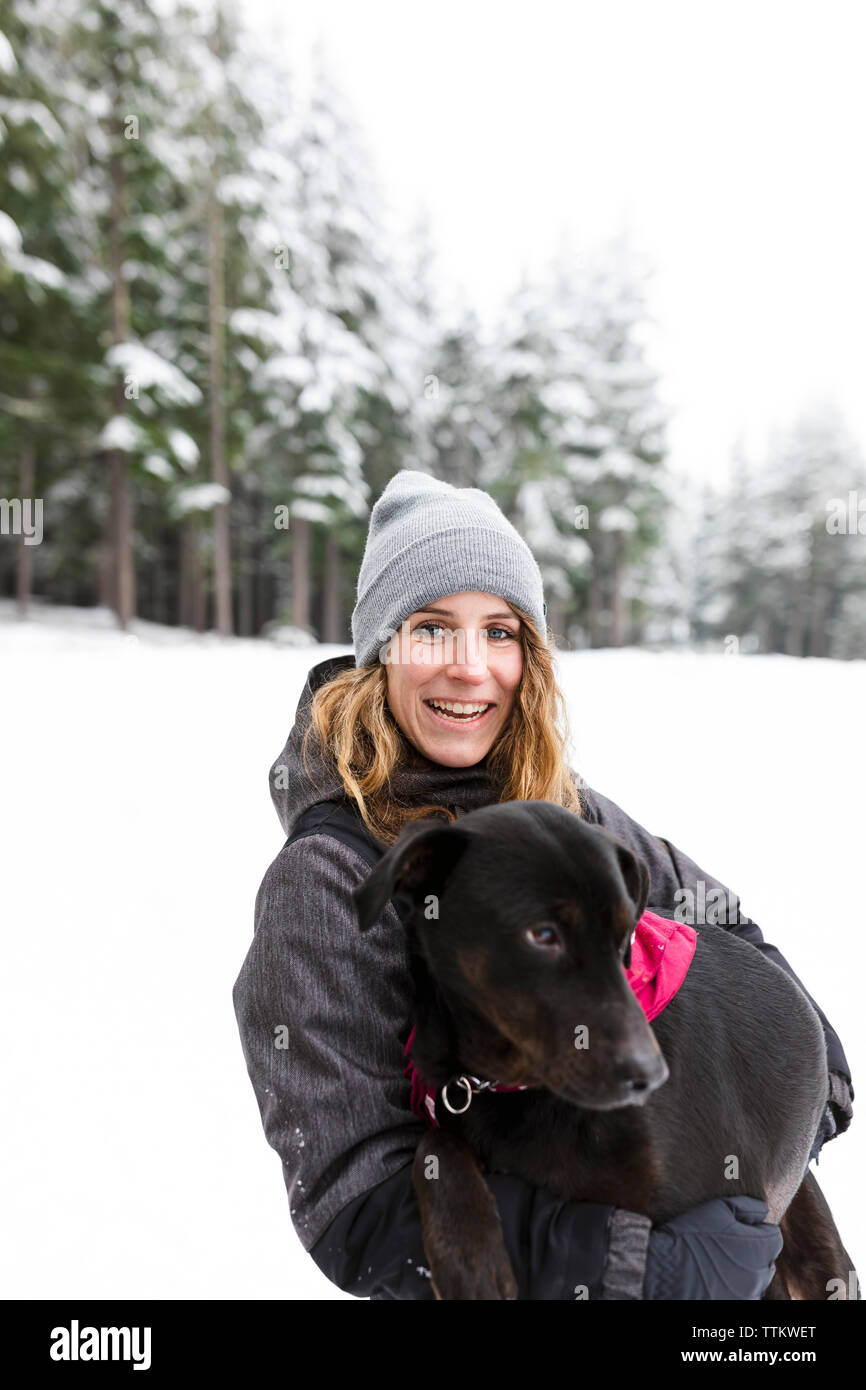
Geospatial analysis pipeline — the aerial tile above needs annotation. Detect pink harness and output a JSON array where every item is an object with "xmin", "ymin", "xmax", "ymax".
[{"xmin": 403, "ymin": 908, "xmax": 697, "ymax": 1127}]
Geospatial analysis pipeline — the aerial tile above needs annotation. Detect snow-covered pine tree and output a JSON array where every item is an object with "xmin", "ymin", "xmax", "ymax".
[
  {"xmin": 50, "ymin": 0, "xmax": 209, "ymax": 627},
  {"xmin": 417, "ymin": 305, "xmax": 499, "ymax": 490},
  {"xmin": 755, "ymin": 401, "xmax": 866, "ymax": 658},
  {"xmin": 0, "ymin": 0, "xmax": 95, "ymax": 614},
  {"xmin": 551, "ymin": 230, "xmax": 672, "ymax": 648},
  {"xmin": 484, "ymin": 270, "xmax": 590, "ymax": 644},
  {"xmin": 160, "ymin": 0, "xmax": 276, "ymax": 633},
  {"xmin": 245, "ymin": 39, "xmax": 410, "ymax": 642}
]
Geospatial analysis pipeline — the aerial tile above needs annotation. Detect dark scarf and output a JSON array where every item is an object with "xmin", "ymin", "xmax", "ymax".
[{"xmin": 381, "ymin": 732, "xmax": 508, "ymax": 819}]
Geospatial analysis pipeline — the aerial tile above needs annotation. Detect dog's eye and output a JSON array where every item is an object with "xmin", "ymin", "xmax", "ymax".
[{"xmin": 525, "ymin": 924, "xmax": 561, "ymax": 949}]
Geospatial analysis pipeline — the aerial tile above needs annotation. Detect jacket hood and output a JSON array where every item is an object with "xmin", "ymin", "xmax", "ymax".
[{"xmin": 269, "ymin": 652, "xmax": 509, "ymax": 839}]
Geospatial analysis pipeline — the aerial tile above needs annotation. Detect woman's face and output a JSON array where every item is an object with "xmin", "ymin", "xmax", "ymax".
[{"xmin": 383, "ymin": 591, "xmax": 524, "ymax": 766}]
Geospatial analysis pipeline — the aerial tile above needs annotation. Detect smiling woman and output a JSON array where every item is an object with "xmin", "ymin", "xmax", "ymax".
[{"xmin": 232, "ymin": 467, "xmax": 853, "ymax": 1302}]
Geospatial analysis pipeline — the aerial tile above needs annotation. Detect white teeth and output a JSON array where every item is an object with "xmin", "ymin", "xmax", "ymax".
[{"xmin": 427, "ymin": 699, "xmax": 489, "ymax": 716}]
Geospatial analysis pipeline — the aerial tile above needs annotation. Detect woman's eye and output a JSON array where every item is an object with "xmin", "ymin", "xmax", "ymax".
[
  {"xmin": 414, "ymin": 622, "xmax": 514, "ymax": 640},
  {"xmin": 525, "ymin": 925, "xmax": 560, "ymax": 948}
]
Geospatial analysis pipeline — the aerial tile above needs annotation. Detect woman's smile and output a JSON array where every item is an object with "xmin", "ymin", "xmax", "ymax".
[{"xmin": 422, "ymin": 697, "xmax": 498, "ymax": 728}]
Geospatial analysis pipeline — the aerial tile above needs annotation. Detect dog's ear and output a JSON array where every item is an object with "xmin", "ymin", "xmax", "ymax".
[
  {"xmin": 590, "ymin": 825, "xmax": 652, "ymax": 931},
  {"xmin": 614, "ymin": 842, "xmax": 651, "ymax": 931},
  {"xmin": 351, "ymin": 817, "xmax": 472, "ymax": 932}
]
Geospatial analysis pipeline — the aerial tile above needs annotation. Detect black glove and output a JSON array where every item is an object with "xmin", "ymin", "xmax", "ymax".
[
  {"xmin": 809, "ymin": 1104, "xmax": 837, "ymax": 1165},
  {"xmin": 828, "ymin": 1070, "xmax": 854, "ymax": 1138},
  {"xmin": 644, "ymin": 1195, "xmax": 783, "ymax": 1300},
  {"xmin": 809, "ymin": 1071, "xmax": 854, "ymax": 1165}
]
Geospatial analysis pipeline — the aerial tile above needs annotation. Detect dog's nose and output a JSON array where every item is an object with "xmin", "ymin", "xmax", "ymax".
[{"xmin": 614, "ymin": 1049, "xmax": 669, "ymax": 1100}]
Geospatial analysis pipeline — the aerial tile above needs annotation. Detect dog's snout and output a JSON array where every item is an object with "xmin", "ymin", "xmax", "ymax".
[{"xmin": 614, "ymin": 1048, "xmax": 669, "ymax": 1102}]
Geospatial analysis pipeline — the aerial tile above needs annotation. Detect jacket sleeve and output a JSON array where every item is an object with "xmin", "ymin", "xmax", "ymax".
[
  {"xmin": 231, "ymin": 832, "xmax": 650, "ymax": 1299},
  {"xmin": 582, "ymin": 784, "xmax": 854, "ymax": 1151}
]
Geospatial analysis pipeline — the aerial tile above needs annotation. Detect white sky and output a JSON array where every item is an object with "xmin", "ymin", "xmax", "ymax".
[{"xmin": 242, "ymin": 0, "xmax": 866, "ymax": 488}]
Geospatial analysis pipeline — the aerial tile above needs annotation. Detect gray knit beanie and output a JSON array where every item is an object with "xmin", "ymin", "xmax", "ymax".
[{"xmin": 351, "ymin": 469, "xmax": 548, "ymax": 668}]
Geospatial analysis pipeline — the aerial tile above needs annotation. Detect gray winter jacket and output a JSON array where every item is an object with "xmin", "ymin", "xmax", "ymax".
[{"xmin": 232, "ymin": 653, "xmax": 854, "ymax": 1299}]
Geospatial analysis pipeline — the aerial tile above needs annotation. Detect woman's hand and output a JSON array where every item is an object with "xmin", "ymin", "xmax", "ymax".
[{"xmin": 644, "ymin": 1195, "xmax": 783, "ymax": 1300}]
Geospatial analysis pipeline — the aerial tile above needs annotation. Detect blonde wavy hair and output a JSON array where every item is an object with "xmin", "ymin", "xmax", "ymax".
[{"xmin": 302, "ymin": 602, "xmax": 586, "ymax": 845}]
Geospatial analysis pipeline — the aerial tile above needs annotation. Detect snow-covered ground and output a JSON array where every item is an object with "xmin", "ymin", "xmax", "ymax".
[{"xmin": 1, "ymin": 599, "xmax": 862, "ymax": 1299}]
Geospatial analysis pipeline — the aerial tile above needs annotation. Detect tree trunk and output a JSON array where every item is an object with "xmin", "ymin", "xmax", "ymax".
[
  {"xmin": 256, "ymin": 560, "xmax": 270, "ymax": 635},
  {"xmin": 610, "ymin": 532, "xmax": 625, "ymax": 647},
  {"xmin": 179, "ymin": 520, "xmax": 202, "ymax": 629},
  {"xmin": 825, "ymin": 581, "xmax": 844, "ymax": 660},
  {"xmin": 98, "ymin": 468, "xmax": 115, "ymax": 610},
  {"xmin": 587, "ymin": 553, "xmax": 601, "ymax": 648},
  {"xmin": 809, "ymin": 584, "xmax": 831, "ymax": 658},
  {"xmin": 110, "ymin": 445, "xmax": 134, "ymax": 628},
  {"xmin": 207, "ymin": 6, "xmax": 232, "ymax": 636},
  {"xmin": 322, "ymin": 532, "xmax": 342, "ymax": 643},
  {"xmin": 237, "ymin": 484, "xmax": 254, "ymax": 636},
  {"xmin": 179, "ymin": 522, "xmax": 190, "ymax": 627},
  {"xmin": 16, "ymin": 439, "xmax": 35, "ymax": 616},
  {"xmin": 291, "ymin": 513, "xmax": 311, "ymax": 633},
  {"xmin": 151, "ymin": 534, "xmax": 168, "ymax": 625},
  {"xmin": 784, "ymin": 581, "xmax": 805, "ymax": 656},
  {"xmin": 238, "ymin": 561, "xmax": 254, "ymax": 637},
  {"xmin": 107, "ymin": 67, "xmax": 135, "ymax": 630},
  {"xmin": 192, "ymin": 528, "xmax": 206, "ymax": 632}
]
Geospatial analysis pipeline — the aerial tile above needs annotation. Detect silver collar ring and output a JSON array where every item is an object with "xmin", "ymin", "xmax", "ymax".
[{"xmin": 441, "ymin": 1075, "xmax": 473, "ymax": 1114}]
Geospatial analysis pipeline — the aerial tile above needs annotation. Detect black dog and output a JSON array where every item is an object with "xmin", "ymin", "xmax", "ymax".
[{"xmin": 353, "ymin": 799, "xmax": 856, "ymax": 1300}]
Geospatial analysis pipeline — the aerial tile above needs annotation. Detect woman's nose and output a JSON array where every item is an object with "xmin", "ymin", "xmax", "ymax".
[{"xmin": 443, "ymin": 628, "xmax": 489, "ymax": 676}]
